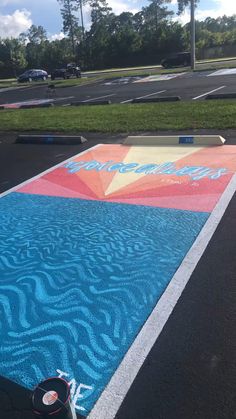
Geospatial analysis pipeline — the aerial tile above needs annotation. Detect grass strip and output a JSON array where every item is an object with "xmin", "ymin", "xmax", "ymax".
[
  {"xmin": 1, "ymin": 100, "xmax": 236, "ymax": 132},
  {"xmin": 0, "ymin": 76, "xmax": 102, "ymax": 89}
]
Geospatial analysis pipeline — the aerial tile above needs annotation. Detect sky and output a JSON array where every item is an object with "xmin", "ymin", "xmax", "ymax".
[{"xmin": 0, "ymin": 0, "xmax": 235, "ymax": 39}]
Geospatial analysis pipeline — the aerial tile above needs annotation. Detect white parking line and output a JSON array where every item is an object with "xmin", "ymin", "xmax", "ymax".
[
  {"xmin": 82, "ymin": 93, "xmax": 116, "ymax": 102},
  {"xmin": 120, "ymin": 90, "xmax": 166, "ymax": 104},
  {"xmin": 0, "ymin": 87, "xmax": 18, "ymax": 93},
  {"xmin": 192, "ymin": 86, "xmax": 226, "ymax": 100},
  {"xmin": 54, "ymin": 96, "xmax": 75, "ymax": 102}
]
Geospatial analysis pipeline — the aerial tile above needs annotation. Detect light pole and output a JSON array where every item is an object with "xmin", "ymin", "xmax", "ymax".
[{"xmin": 190, "ymin": 0, "xmax": 195, "ymax": 70}]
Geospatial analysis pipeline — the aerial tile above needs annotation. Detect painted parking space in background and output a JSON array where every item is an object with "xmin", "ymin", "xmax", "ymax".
[
  {"xmin": 208, "ymin": 68, "xmax": 236, "ymax": 76},
  {"xmin": 134, "ymin": 73, "xmax": 185, "ymax": 82},
  {"xmin": 103, "ymin": 76, "xmax": 144, "ymax": 85},
  {"xmin": 103, "ymin": 73, "xmax": 185, "ymax": 86},
  {"xmin": 1, "ymin": 97, "xmax": 74, "ymax": 108},
  {"xmin": 0, "ymin": 144, "xmax": 236, "ymax": 415},
  {"xmin": 0, "ymin": 99, "xmax": 53, "ymax": 108}
]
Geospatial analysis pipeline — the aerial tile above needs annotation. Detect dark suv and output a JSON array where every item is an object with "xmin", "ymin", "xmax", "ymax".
[
  {"xmin": 51, "ymin": 64, "xmax": 81, "ymax": 80},
  {"xmin": 161, "ymin": 52, "xmax": 191, "ymax": 68}
]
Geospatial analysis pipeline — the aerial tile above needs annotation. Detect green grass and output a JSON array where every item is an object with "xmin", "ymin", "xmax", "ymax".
[
  {"xmin": 85, "ymin": 56, "xmax": 236, "ymax": 73},
  {"xmin": 1, "ymin": 100, "xmax": 236, "ymax": 132},
  {"xmin": 102, "ymin": 67, "xmax": 189, "ymax": 77},
  {"xmin": 195, "ymin": 59, "xmax": 236, "ymax": 72},
  {"xmin": 0, "ymin": 80, "xmax": 47, "ymax": 89},
  {"xmin": 198, "ymin": 56, "xmax": 236, "ymax": 63},
  {"xmin": 0, "ymin": 76, "xmax": 102, "ymax": 89},
  {"xmin": 51, "ymin": 76, "xmax": 102, "ymax": 87},
  {"xmin": 0, "ymin": 80, "xmax": 17, "ymax": 88}
]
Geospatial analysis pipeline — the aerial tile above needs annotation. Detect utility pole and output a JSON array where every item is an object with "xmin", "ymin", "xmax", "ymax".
[{"xmin": 190, "ymin": 0, "xmax": 195, "ymax": 70}]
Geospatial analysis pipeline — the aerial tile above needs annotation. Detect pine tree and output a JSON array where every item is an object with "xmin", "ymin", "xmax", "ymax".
[{"xmin": 57, "ymin": 0, "xmax": 80, "ymax": 56}]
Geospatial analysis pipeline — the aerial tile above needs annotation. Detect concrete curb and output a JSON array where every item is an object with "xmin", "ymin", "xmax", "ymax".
[
  {"xmin": 71, "ymin": 100, "xmax": 111, "ymax": 106},
  {"xmin": 132, "ymin": 96, "xmax": 181, "ymax": 103},
  {"xmin": 206, "ymin": 93, "xmax": 236, "ymax": 100},
  {"xmin": 123, "ymin": 135, "xmax": 226, "ymax": 146},
  {"xmin": 16, "ymin": 135, "xmax": 87, "ymax": 145}
]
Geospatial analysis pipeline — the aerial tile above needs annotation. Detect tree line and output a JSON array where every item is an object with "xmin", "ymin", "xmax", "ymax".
[{"xmin": 0, "ymin": 0, "xmax": 236, "ymax": 78}]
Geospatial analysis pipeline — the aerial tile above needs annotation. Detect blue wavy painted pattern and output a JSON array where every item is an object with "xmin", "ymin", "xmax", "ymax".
[{"xmin": 0, "ymin": 193, "xmax": 209, "ymax": 415}]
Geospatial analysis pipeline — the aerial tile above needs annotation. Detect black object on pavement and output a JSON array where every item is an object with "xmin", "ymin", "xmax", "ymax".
[{"xmin": 31, "ymin": 377, "xmax": 76, "ymax": 418}]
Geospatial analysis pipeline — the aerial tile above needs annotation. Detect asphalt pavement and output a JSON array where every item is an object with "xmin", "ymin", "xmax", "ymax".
[
  {"xmin": 0, "ymin": 66, "xmax": 236, "ymax": 419},
  {"xmin": 1, "ymin": 69, "xmax": 236, "ymax": 107}
]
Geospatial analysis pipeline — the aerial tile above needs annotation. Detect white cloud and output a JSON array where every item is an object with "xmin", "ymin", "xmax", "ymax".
[
  {"xmin": 50, "ymin": 31, "xmax": 65, "ymax": 41},
  {"xmin": 173, "ymin": 9, "xmax": 214, "ymax": 25},
  {"xmin": 172, "ymin": 9, "xmax": 190, "ymax": 25},
  {"xmin": 173, "ymin": 0, "xmax": 236, "ymax": 25},
  {"xmin": 107, "ymin": 0, "xmax": 139, "ymax": 15},
  {"xmin": 0, "ymin": 9, "xmax": 32, "ymax": 38},
  {"xmin": 82, "ymin": 0, "xmax": 139, "ymax": 29},
  {"xmin": 213, "ymin": 0, "xmax": 236, "ymax": 16}
]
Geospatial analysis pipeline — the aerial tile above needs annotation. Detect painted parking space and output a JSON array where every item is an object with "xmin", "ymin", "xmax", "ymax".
[
  {"xmin": 0, "ymin": 142, "xmax": 236, "ymax": 416},
  {"xmin": 134, "ymin": 73, "xmax": 185, "ymax": 83},
  {"xmin": 1, "ymin": 97, "xmax": 75, "ymax": 108},
  {"xmin": 103, "ymin": 74, "xmax": 185, "ymax": 86},
  {"xmin": 1, "ymin": 99, "xmax": 53, "ymax": 108},
  {"xmin": 208, "ymin": 68, "xmax": 236, "ymax": 76},
  {"xmin": 103, "ymin": 76, "xmax": 144, "ymax": 85}
]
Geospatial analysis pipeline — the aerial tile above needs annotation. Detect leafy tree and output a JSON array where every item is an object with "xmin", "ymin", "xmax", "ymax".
[
  {"xmin": 19, "ymin": 25, "xmax": 48, "ymax": 69},
  {"xmin": 107, "ymin": 12, "xmax": 142, "ymax": 66},
  {"xmin": 177, "ymin": 0, "xmax": 199, "ymax": 15},
  {"xmin": 200, "ymin": 15, "xmax": 236, "ymax": 33},
  {"xmin": 85, "ymin": 0, "xmax": 113, "ymax": 68},
  {"xmin": 89, "ymin": 0, "xmax": 112, "ymax": 25},
  {"xmin": 74, "ymin": 0, "xmax": 86, "ymax": 39},
  {"xmin": 26, "ymin": 25, "xmax": 47, "ymax": 44},
  {"xmin": 42, "ymin": 38, "xmax": 77, "ymax": 71},
  {"xmin": 0, "ymin": 38, "xmax": 27, "ymax": 77},
  {"xmin": 144, "ymin": 0, "xmax": 173, "ymax": 32},
  {"xmin": 57, "ymin": 0, "xmax": 80, "ymax": 56},
  {"xmin": 2, "ymin": 5, "xmax": 236, "ymax": 77}
]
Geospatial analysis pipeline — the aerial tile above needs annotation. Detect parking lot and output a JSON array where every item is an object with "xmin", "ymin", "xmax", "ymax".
[
  {"xmin": 0, "ymin": 67, "xmax": 236, "ymax": 419},
  {"xmin": 1, "ymin": 68, "xmax": 236, "ymax": 108}
]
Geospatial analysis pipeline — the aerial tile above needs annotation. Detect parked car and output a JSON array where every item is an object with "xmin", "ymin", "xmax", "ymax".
[
  {"xmin": 51, "ymin": 64, "xmax": 81, "ymax": 80},
  {"xmin": 18, "ymin": 69, "xmax": 48, "ymax": 83},
  {"xmin": 161, "ymin": 52, "xmax": 191, "ymax": 68}
]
